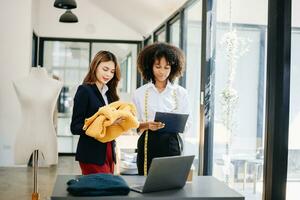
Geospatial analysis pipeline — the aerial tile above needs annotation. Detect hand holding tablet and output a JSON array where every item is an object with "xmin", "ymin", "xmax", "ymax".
[{"xmin": 154, "ymin": 112, "xmax": 189, "ymax": 133}]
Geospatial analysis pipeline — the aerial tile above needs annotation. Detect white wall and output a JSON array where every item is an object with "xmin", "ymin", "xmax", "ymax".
[
  {"xmin": 32, "ymin": 0, "xmax": 40, "ymax": 34},
  {"xmin": 0, "ymin": 0, "xmax": 33, "ymax": 166},
  {"xmin": 38, "ymin": 0, "xmax": 142, "ymax": 40}
]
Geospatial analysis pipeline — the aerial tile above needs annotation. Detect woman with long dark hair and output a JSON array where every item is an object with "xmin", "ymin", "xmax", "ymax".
[{"xmin": 71, "ymin": 51, "xmax": 122, "ymax": 174}]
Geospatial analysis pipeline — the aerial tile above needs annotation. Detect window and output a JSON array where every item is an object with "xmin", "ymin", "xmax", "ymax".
[
  {"xmin": 170, "ymin": 18, "xmax": 180, "ymax": 47},
  {"xmin": 287, "ymin": 2, "xmax": 300, "ymax": 197},
  {"xmin": 154, "ymin": 27, "xmax": 166, "ymax": 42},
  {"xmin": 120, "ymin": 53, "xmax": 132, "ymax": 93},
  {"xmin": 212, "ymin": 1, "xmax": 268, "ymax": 199},
  {"xmin": 43, "ymin": 41, "xmax": 90, "ymax": 153},
  {"xmin": 184, "ymin": 0, "xmax": 202, "ymax": 173}
]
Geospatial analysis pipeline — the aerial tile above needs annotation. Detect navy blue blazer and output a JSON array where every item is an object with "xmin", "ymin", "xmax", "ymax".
[{"xmin": 70, "ymin": 84, "xmax": 116, "ymax": 165}]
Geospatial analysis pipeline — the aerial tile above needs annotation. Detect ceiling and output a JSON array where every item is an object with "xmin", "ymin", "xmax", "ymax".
[{"xmin": 88, "ymin": 0, "xmax": 188, "ymax": 37}]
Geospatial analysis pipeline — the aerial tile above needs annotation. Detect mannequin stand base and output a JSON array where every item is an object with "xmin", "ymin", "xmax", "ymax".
[{"xmin": 32, "ymin": 192, "xmax": 39, "ymax": 200}]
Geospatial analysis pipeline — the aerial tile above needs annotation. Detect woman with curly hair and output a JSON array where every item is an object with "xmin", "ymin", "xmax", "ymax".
[{"xmin": 132, "ymin": 42, "xmax": 190, "ymax": 175}]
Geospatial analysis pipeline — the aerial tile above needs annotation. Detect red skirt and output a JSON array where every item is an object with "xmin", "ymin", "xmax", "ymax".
[{"xmin": 79, "ymin": 142, "xmax": 114, "ymax": 175}]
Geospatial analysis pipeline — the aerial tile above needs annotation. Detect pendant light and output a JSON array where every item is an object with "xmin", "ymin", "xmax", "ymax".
[
  {"xmin": 54, "ymin": 0, "xmax": 77, "ymax": 9},
  {"xmin": 59, "ymin": 10, "xmax": 78, "ymax": 23}
]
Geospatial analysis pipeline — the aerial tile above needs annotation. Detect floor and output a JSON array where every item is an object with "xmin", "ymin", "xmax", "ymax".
[
  {"xmin": 0, "ymin": 156, "xmax": 81, "ymax": 200},
  {"xmin": 0, "ymin": 156, "xmax": 299, "ymax": 200}
]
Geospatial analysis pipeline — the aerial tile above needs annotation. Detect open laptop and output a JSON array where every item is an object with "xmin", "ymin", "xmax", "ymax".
[{"xmin": 130, "ymin": 155, "xmax": 195, "ymax": 193}]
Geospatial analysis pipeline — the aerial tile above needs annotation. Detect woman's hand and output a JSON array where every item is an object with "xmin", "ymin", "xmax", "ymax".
[
  {"xmin": 138, "ymin": 121, "xmax": 165, "ymax": 133},
  {"xmin": 147, "ymin": 121, "xmax": 165, "ymax": 131},
  {"xmin": 112, "ymin": 117, "xmax": 125, "ymax": 125}
]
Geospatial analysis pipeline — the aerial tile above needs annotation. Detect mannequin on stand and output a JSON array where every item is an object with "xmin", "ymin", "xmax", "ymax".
[{"xmin": 13, "ymin": 66, "xmax": 63, "ymax": 199}]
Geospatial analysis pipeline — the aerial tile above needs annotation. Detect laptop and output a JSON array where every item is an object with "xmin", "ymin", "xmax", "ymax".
[{"xmin": 130, "ymin": 155, "xmax": 195, "ymax": 193}]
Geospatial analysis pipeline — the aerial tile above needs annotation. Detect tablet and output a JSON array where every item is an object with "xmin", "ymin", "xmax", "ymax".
[{"xmin": 154, "ymin": 112, "xmax": 189, "ymax": 133}]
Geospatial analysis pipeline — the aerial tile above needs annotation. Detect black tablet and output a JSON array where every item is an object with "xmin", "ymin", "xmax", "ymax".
[{"xmin": 154, "ymin": 112, "xmax": 189, "ymax": 133}]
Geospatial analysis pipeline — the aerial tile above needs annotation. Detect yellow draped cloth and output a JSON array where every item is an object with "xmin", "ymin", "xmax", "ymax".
[{"xmin": 83, "ymin": 101, "xmax": 139, "ymax": 143}]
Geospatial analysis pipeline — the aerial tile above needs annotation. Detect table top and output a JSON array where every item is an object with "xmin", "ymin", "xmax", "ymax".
[{"xmin": 51, "ymin": 175, "xmax": 244, "ymax": 200}]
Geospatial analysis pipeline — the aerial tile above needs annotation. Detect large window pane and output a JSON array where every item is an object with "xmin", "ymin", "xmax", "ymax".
[
  {"xmin": 170, "ymin": 18, "xmax": 180, "ymax": 47},
  {"xmin": 170, "ymin": 17, "xmax": 181, "ymax": 84},
  {"xmin": 44, "ymin": 41, "xmax": 89, "ymax": 69},
  {"xmin": 184, "ymin": 0, "xmax": 202, "ymax": 173},
  {"xmin": 43, "ymin": 41, "xmax": 90, "ymax": 116},
  {"xmin": 212, "ymin": 1, "xmax": 268, "ymax": 199},
  {"xmin": 287, "ymin": 2, "xmax": 300, "ymax": 199},
  {"xmin": 155, "ymin": 28, "xmax": 166, "ymax": 42},
  {"xmin": 43, "ymin": 41, "xmax": 90, "ymax": 153}
]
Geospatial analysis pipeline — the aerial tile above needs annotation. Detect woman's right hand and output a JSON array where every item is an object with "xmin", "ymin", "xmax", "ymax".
[{"xmin": 147, "ymin": 121, "xmax": 165, "ymax": 131}]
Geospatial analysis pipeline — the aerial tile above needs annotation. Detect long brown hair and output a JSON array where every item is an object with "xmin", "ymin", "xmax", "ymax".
[{"xmin": 83, "ymin": 51, "xmax": 120, "ymax": 101}]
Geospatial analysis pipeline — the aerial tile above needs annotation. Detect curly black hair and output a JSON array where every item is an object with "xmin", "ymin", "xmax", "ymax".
[{"xmin": 137, "ymin": 42, "xmax": 185, "ymax": 83}]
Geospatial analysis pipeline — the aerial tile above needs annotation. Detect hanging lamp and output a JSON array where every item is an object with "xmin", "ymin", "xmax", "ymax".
[
  {"xmin": 59, "ymin": 10, "xmax": 78, "ymax": 23},
  {"xmin": 54, "ymin": 0, "xmax": 77, "ymax": 9}
]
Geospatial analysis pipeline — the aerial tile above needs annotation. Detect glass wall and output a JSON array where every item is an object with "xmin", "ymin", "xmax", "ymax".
[
  {"xmin": 43, "ymin": 41, "xmax": 90, "ymax": 153},
  {"xmin": 212, "ymin": 0, "xmax": 268, "ymax": 199},
  {"xmin": 170, "ymin": 17, "xmax": 181, "ymax": 85},
  {"xmin": 287, "ymin": 1, "xmax": 300, "ymax": 199},
  {"xmin": 154, "ymin": 27, "xmax": 166, "ymax": 42},
  {"xmin": 170, "ymin": 18, "xmax": 180, "ymax": 47},
  {"xmin": 184, "ymin": 0, "xmax": 202, "ymax": 172}
]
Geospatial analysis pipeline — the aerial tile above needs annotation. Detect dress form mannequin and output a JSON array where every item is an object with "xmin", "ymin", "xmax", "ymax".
[{"xmin": 13, "ymin": 67, "xmax": 63, "ymax": 165}]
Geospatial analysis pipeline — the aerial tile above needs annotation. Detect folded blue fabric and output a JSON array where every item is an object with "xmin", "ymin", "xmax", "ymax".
[{"xmin": 67, "ymin": 173, "xmax": 130, "ymax": 196}]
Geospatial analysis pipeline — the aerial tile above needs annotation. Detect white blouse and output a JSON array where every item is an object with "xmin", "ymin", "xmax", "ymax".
[
  {"xmin": 100, "ymin": 84, "xmax": 109, "ymax": 105},
  {"xmin": 132, "ymin": 81, "xmax": 191, "ymax": 133}
]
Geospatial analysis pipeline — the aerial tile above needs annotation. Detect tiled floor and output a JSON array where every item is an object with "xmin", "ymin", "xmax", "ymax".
[{"xmin": 0, "ymin": 156, "xmax": 81, "ymax": 200}]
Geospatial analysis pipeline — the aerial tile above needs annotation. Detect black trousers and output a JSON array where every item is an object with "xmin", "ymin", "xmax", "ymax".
[{"xmin": 136, "ymin": 131, "xmax": 181, "ymax": 175}]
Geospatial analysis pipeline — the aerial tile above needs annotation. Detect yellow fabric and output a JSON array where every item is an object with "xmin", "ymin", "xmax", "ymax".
[{"xmin": 83, "ymin": 101, "xmax": 139, "ymax": 143}]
